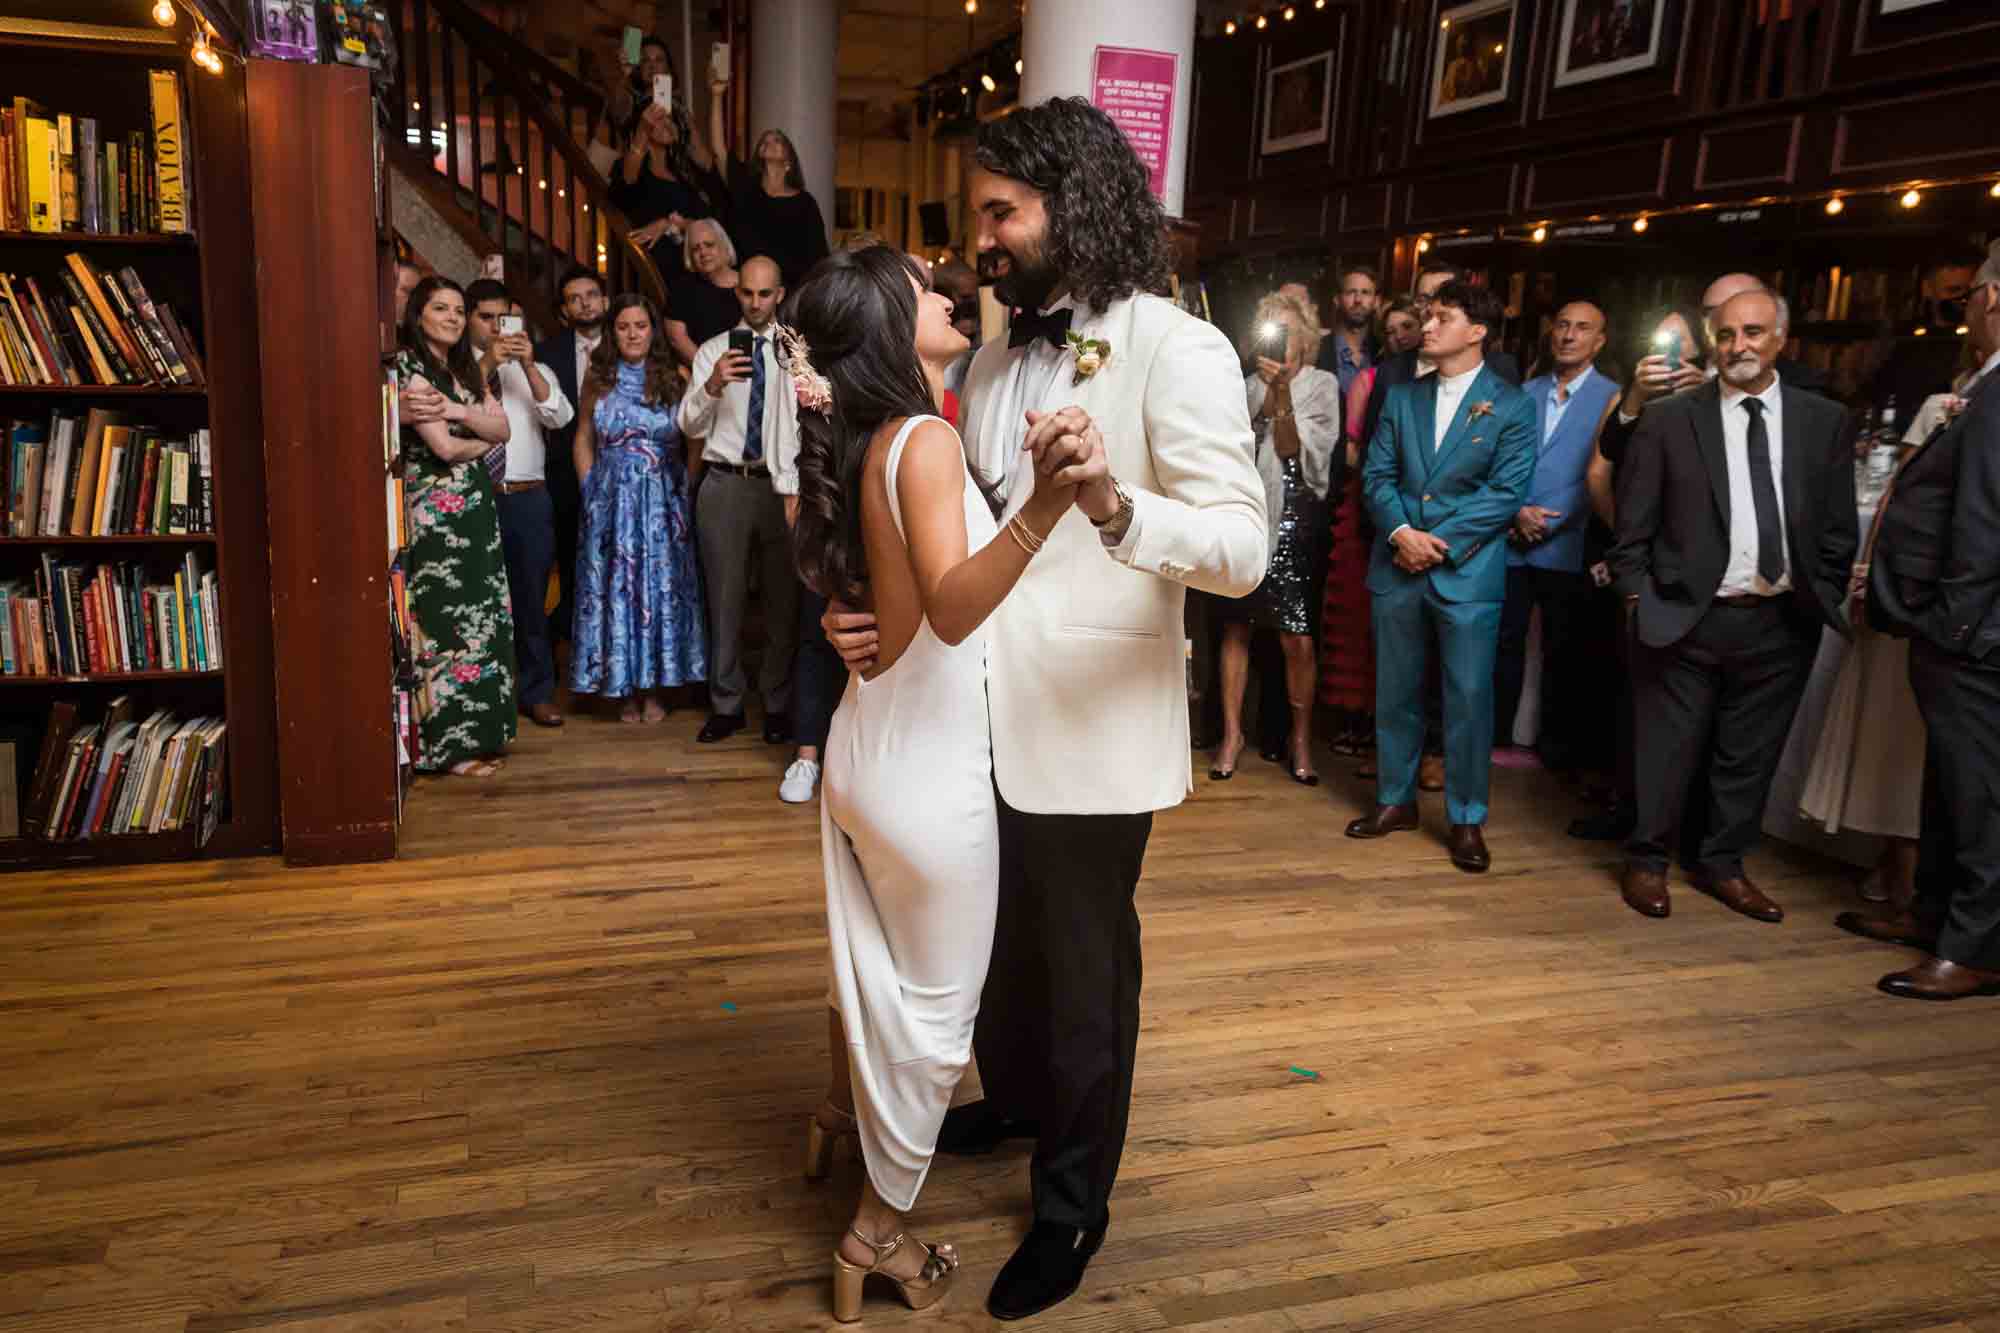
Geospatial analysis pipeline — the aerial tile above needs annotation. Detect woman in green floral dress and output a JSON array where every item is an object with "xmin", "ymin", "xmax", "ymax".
[{"xmin": 396, "ymin": 275, "xmax": 517, "ymax": 778}]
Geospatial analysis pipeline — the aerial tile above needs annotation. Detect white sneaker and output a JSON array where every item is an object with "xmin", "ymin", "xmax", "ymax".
[{"xmin": 779, "ymin": 758, "xmax": 821, "ymax": 804}]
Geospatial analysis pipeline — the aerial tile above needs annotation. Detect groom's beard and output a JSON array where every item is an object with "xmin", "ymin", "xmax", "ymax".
[{"xmin": 981, "ymin": 242, "xmax": 1061, "ymax": 313}]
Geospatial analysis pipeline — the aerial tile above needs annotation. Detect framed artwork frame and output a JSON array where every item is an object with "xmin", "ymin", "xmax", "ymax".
[
  {"xmin": 1553, "ymin": 0, "xmax": 1670, "ymax": 88},
  {"xmin": 1429, "ymin": 0, "xmax": 1519, "ymax": 119},
  {"xmin": 1261, "ymin": 50, "xmax": 1334, "ymax": 155}
]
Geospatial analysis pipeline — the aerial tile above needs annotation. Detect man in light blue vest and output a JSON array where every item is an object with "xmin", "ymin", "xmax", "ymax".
[{"xmin": 1494, "ymin": 302, "xmax": 1620, "ymax": 769}]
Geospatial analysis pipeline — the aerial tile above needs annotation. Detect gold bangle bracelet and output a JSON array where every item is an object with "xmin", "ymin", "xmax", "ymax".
[{"xmin": 1007, "ymin": 513, "xmax": 1045, "ymax": 555}]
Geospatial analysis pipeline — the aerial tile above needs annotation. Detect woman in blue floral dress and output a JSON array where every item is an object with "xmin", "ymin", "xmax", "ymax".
[
  {"xmin": 396, "ymin": 276, "xmax": 517, "ymax": 777},
  {"xmin": 570, "ymin": 293, "xmax": 707, "ymax": 721}
]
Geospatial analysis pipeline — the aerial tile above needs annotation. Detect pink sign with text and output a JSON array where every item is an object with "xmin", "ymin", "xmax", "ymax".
[{"xmin": 1091, "ymin": 45, "xmax": 1178, "ymax": 202}]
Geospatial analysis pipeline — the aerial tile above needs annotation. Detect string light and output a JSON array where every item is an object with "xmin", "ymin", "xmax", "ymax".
[
  {"xmin": 1990, "ymin": 181, "xmax": 2000, "ymax": 198},
  {"xmin": 191, "ymin": 31, "xmax": 224, "ymax": 74},
  {"xmin": 1224, "ymin": 19, "xmax": 1237, "ymax": 34},
  {"xmin": 963, "ymin": 0, "xmax": 977, "ymax": 12},
  {"xmin": 1015, "ymin": 58, "xmax": 1023, "ymax": 75},
  {"xmin": 1415, "ymin": 237, "xmax": 1431, "ymax": 254},
  {"xmin": 1900, "ymin": 188, "xmax": 1922, "ymax": 208},
  {"xmin": 1256, "ymin": 12, "xmax": 1268, "ymax": 28},
  {"xmin": 981, "ymin": 72, "xmax": 997, "ymax": 92},
  {"xmin": 152, "ymin": 0, "xmax": 176, "ymax": 25},
  {"xmin": 1824, "ymin": 196, "xmax": 1845, "ymax": 215},
  {"xmin": 1631, "ymin": 216, "xmax": 1649, "ymax": 233},
  {"xmin": 1531, "ymin": 224, "xmax": 1548, "ymax": 243},
  {"xmin": 1284, "ymin": 5, "xmax": 1296, "ymax": 17}
]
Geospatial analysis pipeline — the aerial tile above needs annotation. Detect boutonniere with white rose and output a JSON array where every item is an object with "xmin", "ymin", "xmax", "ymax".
[{"xmin": 1065, "ymin": 330, "xmax": 1111, "ymax": 386}]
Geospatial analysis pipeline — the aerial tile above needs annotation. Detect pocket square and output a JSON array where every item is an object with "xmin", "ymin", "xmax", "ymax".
[{"xmin": 1470, "ymin": 435, "xmax": 1486, "ymax": 445}]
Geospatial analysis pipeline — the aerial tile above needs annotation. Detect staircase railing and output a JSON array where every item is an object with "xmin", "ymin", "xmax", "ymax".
[{"xmin": 385, "ymin": 0, "xmax": 669, "ymax": 321}]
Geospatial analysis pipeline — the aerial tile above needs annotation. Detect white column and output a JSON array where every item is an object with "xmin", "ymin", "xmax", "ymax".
[
  {"xmin": 749, "ymin": 0, "xmax": 837, "ymax": 248},
  {"xmin": 1018, "ymin": 0, "xmax": 1196, "ymax": 217}
]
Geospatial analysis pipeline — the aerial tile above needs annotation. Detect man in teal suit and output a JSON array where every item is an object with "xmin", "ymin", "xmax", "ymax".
[{"xmin": 1347, "ymin": 281, "xmax": 1536, "ymax": 871}]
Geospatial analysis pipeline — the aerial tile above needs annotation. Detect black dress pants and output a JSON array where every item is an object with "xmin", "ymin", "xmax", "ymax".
[
  {"xmin": 1626, "ymin": 601, "xmax": 1817, "ymax": 878},
  {"xmin": 1909, "ymin": 640, "xmax": 2000, "ymax": 971},
  {"xmin": 1493, "ymin": 564, "xmax": 1592, "ymax": 763},
  {"xmin": 974, "ymin": 796, "xmax": 1154, "ymax": 1233}
]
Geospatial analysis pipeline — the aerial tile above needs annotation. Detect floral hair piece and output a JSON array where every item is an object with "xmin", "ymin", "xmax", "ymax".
[{"xmin": 774, "ymin": 322, "xmax": 833, "ymax": 414}]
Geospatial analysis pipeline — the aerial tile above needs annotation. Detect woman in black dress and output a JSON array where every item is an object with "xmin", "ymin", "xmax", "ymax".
[
  {"xmin": 610, "ymin": 80, "xmax": 725, "ymax": 283},
  {"xmin": 705, "ymin": 76, "xmax": 829, "ymax": 292},
  {"xmin": 663, "ymin": 217, "xmax": 742, "ymax": 366}
]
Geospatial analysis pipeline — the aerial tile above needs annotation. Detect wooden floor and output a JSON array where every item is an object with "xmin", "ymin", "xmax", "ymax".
[{"xmin": 6, "ymin": 709, "xmax": 2000, "ymax": 1333}]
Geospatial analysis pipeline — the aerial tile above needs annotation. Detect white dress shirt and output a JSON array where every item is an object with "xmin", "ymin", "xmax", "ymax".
[
  {"xmin": 1432, "ymin": 362, "xmax": 1481, "ymax": 451},
  {"xmin": 988, "ymin": 295, "xmax": 1078, "ymax": 517},
  {"xmin": 573, "ymin": 329, "xmax": 601, "ymax": 398},
  {"xmin": 678, "ymin": 322, "xmax": 802, "ymax": 494},
  {"xmin": 491, "ymin": 357, "xmax": 574, "ymax": 483},
  {"xmin": 1717, "ymin": 373, "xmax": 1789, "ymax": 596}
]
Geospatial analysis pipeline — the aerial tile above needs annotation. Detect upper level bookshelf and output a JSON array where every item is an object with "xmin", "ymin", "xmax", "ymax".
[{"xmin": 0, "ymin": 23, "xmax": 275, "ymax": 868}]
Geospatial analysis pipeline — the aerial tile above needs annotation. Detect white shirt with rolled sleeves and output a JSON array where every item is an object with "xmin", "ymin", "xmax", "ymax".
[
  {"xmin": 959, "ymin": 291, "xmax": 1268, "ymax": 815},
  {"xmin": 678, "ymin": 322, "xmax": 801, "ymax": 494},
  {"xmin": 492, "ymin": 358, "xmax": 574, "ymax": 483}
]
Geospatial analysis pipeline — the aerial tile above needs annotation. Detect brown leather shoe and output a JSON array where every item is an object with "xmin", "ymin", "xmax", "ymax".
[
  {"xmin": 1878, "ymin": 957, "xmax": 2000, "ymax": 1001},
  {"xmin": 1448, "ymin": 823, "xmax": 1490, "ymax": 873},
  {"xmin": 1345, "ymin": 803, "xmax": 1419, "ymax": 839},
  {"xmin": 1834, "ymin": 909, "xmax": 1937, "ymax": 951},
  {"xmin": 526, "ymin": 701, "xmax": 564, "ymax": 728},
  {"xmin": 1692, "ymin": 872, "xmax": 1784, "ymax": 923},
  {"xmin": 1621, "ymin": 865, "xmax": 1671, "ymax": 918},
  {"xmin": 1418, "ymin": 755, "xmax": 1445, "ymax": 792}
]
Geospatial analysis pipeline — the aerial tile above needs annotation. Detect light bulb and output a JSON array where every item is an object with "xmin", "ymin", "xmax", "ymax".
[
  {"xmin": 1224, "ymin": 19, "xmax": 1237, "ymax": 34},
  {"xmin": 1493, "ymin": 42, "xmax": 1504, "ymax": 54},
  {"xmin": 1957, "ymin": 325, "xmax": 1971, "ymax": 336},
  {"xmin": 1632, "ymin": 216, "xmax": 1649, "ymax": 233},
  {"xmin": 152, "ymin": 0, "xmax": 175, "ymax": 25},
  {"xmin": 964, "ymin": 0, "xmax": 977, "ymax": 12},
  {"xmin": 981, "ymin": 73, "xmax": 997, "ymax": 93},
  {"xmin": 1415, "ymin": 237, "xmax": 1431, "ymax": 254},
  {"xmin": 1824, "ymin": 196, "xmax": 1844, "ymax": 215},
  {"xmin": 1532, "ymin": 225, "xmax": 1548, "ymax": 243},
  {"xmin": 1256, "ymin": 13, "xmax": 1268, "ymax": 28},
  {"xmin": 1914, "ymin": 326, "xmax": 1928, "ymax": 337},
  {"xmin": 537, "ymin": 178, "xmax": 547, "ymax": 190},
  {"xmin": 1283, "ymin": 5, "xmax": 1296, "ymax": 17},
  {"xmin": 1900, "ymin": 188, "xmax": 1922, "ymax": 209},
  {"xmin": 1990, "ymin": 181, "xmax": 2000, "ymax": 198},
  {"xmin": 1015, "ymin": 58, "xmax": 1023, "ymax": 75}
]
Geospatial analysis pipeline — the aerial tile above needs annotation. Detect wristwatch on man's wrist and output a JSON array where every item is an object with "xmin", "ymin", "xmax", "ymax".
[{"xmin": 1092, "ymin": 478, "xmax": 1135, "ymax": 543}]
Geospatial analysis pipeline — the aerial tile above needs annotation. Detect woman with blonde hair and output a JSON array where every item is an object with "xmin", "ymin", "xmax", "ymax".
[{"xmin": 1212, "ymin": 289, "xmax": 1340, "ymax": 783}]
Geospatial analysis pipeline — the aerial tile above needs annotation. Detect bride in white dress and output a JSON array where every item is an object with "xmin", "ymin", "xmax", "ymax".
[{"xmin": 781, "ymin": 246, "xmax": 1094, "ymax": 1323}]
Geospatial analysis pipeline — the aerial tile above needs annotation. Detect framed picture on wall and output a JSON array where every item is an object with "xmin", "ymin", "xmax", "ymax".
[
  {"xmin": 1553, "ymin": 0, "xmax": 1669, "ymax": 88},
  {"xmin": 1261, "ymin": 51, "xmax": 1334, "ymax": 155},
  {"xmin": 1429, "ymin": 0, "xmax": 1518, "ymax": 119}
]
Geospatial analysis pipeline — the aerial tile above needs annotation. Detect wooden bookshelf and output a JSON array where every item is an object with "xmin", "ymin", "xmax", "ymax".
[{"xmin": 0, "ymin": 34, "xmax": 276, "ymax": 869}]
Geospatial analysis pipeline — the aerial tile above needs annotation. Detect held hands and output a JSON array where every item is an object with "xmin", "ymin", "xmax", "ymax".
[
  {"xmin": 706, "ymin": 350, "xmax": 751, "ymax": 396},
  {"xmin": 1025, "ymin": 407, "xmax": 1117, "ymax": 522},
  {"xmin": 1391, "ymin": 526, "xmax": 1450, "ymax": 574}
]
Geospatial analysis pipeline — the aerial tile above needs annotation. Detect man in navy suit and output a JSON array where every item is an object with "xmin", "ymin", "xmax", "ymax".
[
  {"xmin": 1348, "ymin": 280, "xmax": 1536, "ymax": 873},
  {"xmin": 534, "ymin": 267, "xmax": 606, "ymax": 650},
  {"xmin": 1494, "ymin": 301, "xmax": 1620, "ymax": 768}
]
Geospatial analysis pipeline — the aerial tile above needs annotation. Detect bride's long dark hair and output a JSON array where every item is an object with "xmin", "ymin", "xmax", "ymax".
[{"xmin": 789, "ymin": 246, "xmax": 946, "ymax": 604}]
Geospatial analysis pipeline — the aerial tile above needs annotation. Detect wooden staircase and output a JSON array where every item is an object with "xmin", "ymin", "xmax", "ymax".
[{"xmin": 384, "ymin": 0, "xmax": 669, "ymax": 328}]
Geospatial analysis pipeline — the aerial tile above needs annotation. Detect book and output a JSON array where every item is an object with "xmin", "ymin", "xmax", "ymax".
[
  {"xmin": 0, "ymin": 740, "xmax": 16, "ymax": 838},
  {"xmin": 56, "ymin": 114, "xmax": 78, "ymax": 230},
  {"xmin": 149, "ymin": 71, "xmax": 188, "ymax": 234},
  {"xmin": 10, "ymin": 98, "xmax": 46, "ymax": 231},
  {"xmin": 23, "ymin": 115, "xmax": 57, "ymax": 234},
  {"xmin": 21, "ymin": 699, "xmax": 78, "ymax": 837},
  {"xmin": 77, "ymin": 117, "xmax": 99, "ymax": 233}
]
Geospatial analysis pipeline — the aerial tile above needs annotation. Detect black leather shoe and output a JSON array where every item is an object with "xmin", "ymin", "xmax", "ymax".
[
  {"xmin": 988, "ymin": 1222, "xmax": 1105, "ymax": 1321},
  {"xmin": 696, "ymin": 713, "xmax": 744, "ymax": 744},
  {"xmin": 762, "ymin": 712, "xmax": 793, "ymax": 745},
  {"xmin": 936, "ymin": 1100, "xmax": 1039, "ymax": 1156},
  {"xmin": 1568, "ymin": 804, "xmax": 1636, "ymax": 840}
]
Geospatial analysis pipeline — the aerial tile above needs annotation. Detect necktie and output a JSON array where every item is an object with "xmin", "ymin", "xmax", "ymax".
[
  {"xmin": 483, "ymin": 370, "xmax": 507, "ymax": 482},
  {"xmin": 1742, "ymin": 397, "xmax": 1784, "ymax": 585},
  {"xmin": 744, "ymin": 335, "xmax": 766, "ymax": 464},
  {"xmin": 1008, "ymin": 307, "xmax": 1073, "ymax": 350}
]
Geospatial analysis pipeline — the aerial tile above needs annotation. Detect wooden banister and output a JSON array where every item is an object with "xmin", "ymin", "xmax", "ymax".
[{"xmin": 387, "ymin": 0, "xmax": 668, "ymax": 324}]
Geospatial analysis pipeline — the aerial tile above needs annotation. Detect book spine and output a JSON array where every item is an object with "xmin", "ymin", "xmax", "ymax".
[
  {"xmin": 56, "ymin": 113, "xmax": 78, "ymax": 230},
  {"xmin": 24, "ymin": 116, "xmax": 56, "ymax": 234},
  {"xmin": 169, "ymin": 447, "xmax": 189, "ymax": 533},
  {"xmin": 69, "ymin": 302, "xmax": 115, "ymax": 385},
  {"xmin": 197, "ymin": 430, "xmax": 212, "ymax": 531},
  {"xmin": 156, "ymin": 305, "xmax": 205, "ymax": 385},
  {"xmin": 78, "ymin": 118, "xmax": 98, "ymax": 233},
  {"xmin": 57, "ymin": 270, "xmax": 135, "ymax": 384},
  {"xmin": 135, "ymin": 437, "xmax": 160, "ymax": 535},
  {"xmin": 116, "ymin": 268, "xmax": 191, "ymax": 385},
  {"xmin": 23, "ymin": 278, "xmax": 79, "ymax": 385},
  {"xmin": 64, "ymin": 254, "xmax": 145, "ymax": 376},
  {"xmin": 150, "ymin": 72, "xmax": 188, "ymax": 234}
]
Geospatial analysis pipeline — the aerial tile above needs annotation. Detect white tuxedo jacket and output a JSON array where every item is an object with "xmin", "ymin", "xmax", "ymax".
[{"xmin": 962, "ymin": 292, "xmax": 1268, "ymax": 815}]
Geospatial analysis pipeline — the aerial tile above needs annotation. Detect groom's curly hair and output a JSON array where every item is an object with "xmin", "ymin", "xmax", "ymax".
[{"xmin": 974, "ymin": 97, "xmax": 1170, "ymax": 314}]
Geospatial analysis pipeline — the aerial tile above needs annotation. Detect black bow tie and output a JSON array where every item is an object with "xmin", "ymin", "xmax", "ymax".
[{"xmin": 1009, "ymin": 307, "xmax": 1073, "ymax": 350}]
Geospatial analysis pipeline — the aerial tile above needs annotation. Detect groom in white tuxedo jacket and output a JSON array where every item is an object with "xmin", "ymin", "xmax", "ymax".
[{"xmin": 831, "ymin": 98, "xmax": 1267, "ymax": 1320}]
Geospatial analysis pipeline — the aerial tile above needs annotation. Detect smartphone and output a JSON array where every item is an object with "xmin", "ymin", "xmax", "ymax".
[
  {"xmin": 728, "ymin": 328, "xmax": 754, "ymax": 362},
  {"xmin": 498, "ymin": 314, "xmax": 524, "ymax": 337},
  {"xmin": 1654, "ymin": 329, "xmax": 1681, "ymax": 371},
  {"xmin": 480, "ymin": 253, "xmax": 504, "ymax": 282},
  {"xmin": 621, "ymin": 25, "xmax": 642, "ymax": 67},
  {"xmin": 653, "ymin": 74, "xmax": 674, "ymax": 109},
  {"xmin": 1257, "ymin": 320, "xmax": 1286, "ymax": 358},
  {"xmin": 709, "ymin": 41, "xmax": 731, "ymax": 86}
]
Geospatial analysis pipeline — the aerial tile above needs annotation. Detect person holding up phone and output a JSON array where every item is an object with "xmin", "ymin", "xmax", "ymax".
[
  {"xmin": 706, "ymin": 64, "xmax": 830, "ymax": 293},
  {"xmin": 677, "ymin": 256, "xmax": 801, "ymax": 751},
  {"xmin": 610, "ymin": 36, "xmax": 724, "ymax": 277},
  {"xmin": 466, "ymin": 279, "xmax": 575, "ymax": 730}
]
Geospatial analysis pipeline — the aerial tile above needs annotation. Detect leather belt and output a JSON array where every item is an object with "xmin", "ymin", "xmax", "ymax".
[
  {"xmin": 1713, "ymin": 593, "xmax": 1780, "ymax": 608},
  {"xmin": 706, "ymin": 460, "xmax": 770, "ymax": 479},
  {"xmin": 498, "ymin": 479, "xmax": 544, "ymax": 493}
]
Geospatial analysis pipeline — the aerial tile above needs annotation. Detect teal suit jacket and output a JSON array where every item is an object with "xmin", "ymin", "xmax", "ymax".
[{"xmin": 1362, "ymin": 365, "xmax": 1537, "ymax": 603}]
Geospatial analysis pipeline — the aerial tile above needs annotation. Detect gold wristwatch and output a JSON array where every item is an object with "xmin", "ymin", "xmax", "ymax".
[{"xmin": 1092, "ymin": 478, "xmax": 1135, "ymax": 544}]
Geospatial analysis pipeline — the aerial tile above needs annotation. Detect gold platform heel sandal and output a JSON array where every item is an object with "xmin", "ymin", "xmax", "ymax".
[
  {"xmin": 804, "ymin": 1102, "xmax": 857, "ymax": 1181},
  {"xmin": 831, "ymin": 1227, "xmax": 960, "ymax": 1323}
]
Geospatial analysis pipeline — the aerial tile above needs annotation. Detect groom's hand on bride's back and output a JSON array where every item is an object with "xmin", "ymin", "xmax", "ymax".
[{"xmin": 823, "ymin": 602, "xmax": 880, "ymax": 674}]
